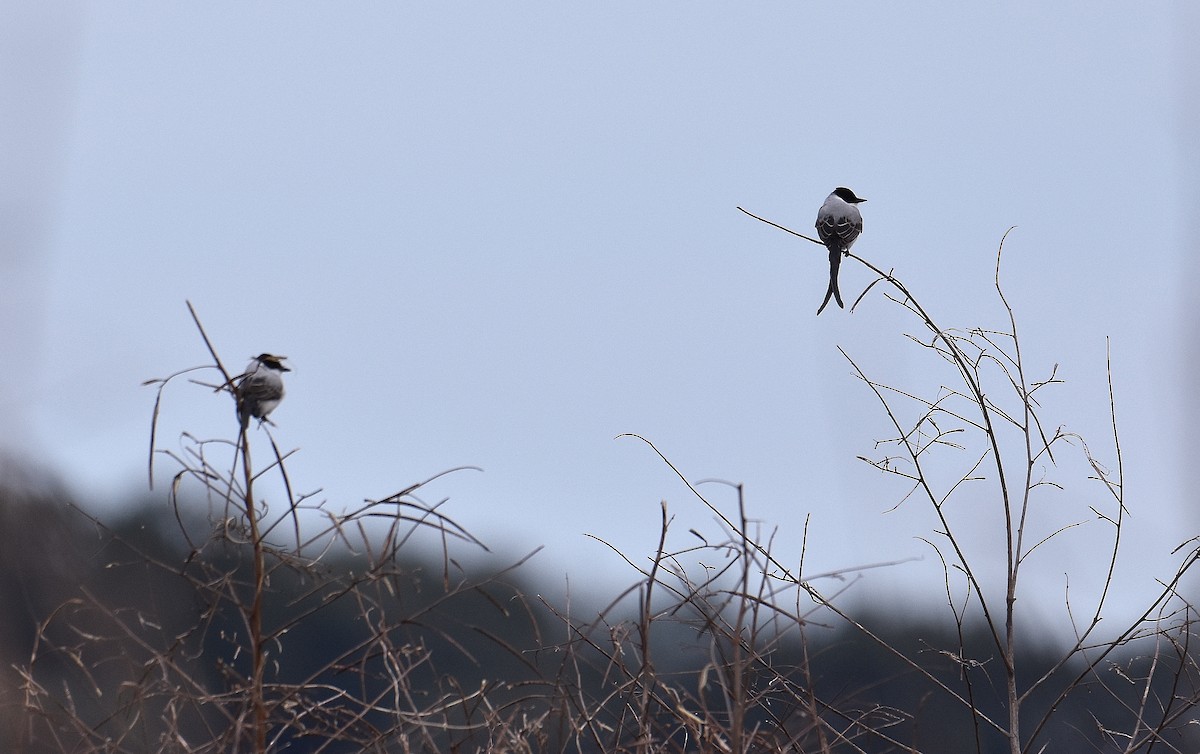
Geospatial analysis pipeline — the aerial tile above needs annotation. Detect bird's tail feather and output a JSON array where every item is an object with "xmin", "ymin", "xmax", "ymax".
[{"xmin": 816, "ymin": 248, "xmax": 844, "ymax": 315}]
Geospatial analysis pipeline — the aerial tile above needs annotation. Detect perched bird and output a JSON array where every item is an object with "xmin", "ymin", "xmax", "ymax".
[
  {"xmin": 815, "ymin": 187, "xmax": 866, "ymax": 315},
  {"xmin": 236, "ymin": 353, "xmax": 290, "ymax": 429}
]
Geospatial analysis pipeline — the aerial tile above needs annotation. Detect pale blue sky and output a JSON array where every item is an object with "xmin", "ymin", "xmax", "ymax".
[{"xmin": 3, "ymin": 3, "xmax": 1197, "ymax": 628}]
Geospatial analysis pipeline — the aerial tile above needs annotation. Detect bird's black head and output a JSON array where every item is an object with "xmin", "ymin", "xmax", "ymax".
[
  {"xmin": 833, "ymin": 187, "xmax": 866, "ymax": 203},
  {"xmin": 255, "ymin": 353, "xmax": 291, "ymax": 372}
]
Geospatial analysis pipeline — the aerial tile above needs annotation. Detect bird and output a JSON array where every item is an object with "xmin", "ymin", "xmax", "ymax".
[
  {"xmin": 814, "ymin": 187, "xmax": 866, "ymax": 315},
  {"xmin": 236, "ymin": 353, "xmax": 290, "ymax": 429}
]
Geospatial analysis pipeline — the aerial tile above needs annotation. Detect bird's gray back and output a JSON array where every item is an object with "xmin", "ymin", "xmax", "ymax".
[{"xmin": 816, "ymin": 196, "xmax": 863, "ymax": 251}]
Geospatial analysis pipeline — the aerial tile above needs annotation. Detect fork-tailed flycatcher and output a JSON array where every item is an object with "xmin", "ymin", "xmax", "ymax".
[
  {"xmin": 815, "ymin": 187, "xmax": 866, "ymax": 315},
  {"xmin": 236, "ymin": 353, "xmax": 289, "ymax": 429}
]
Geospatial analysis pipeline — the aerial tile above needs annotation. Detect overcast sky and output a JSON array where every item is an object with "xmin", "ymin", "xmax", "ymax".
[{"xmin": 3, "ymin": 2, "xmax": 1198, "ymax": 631}]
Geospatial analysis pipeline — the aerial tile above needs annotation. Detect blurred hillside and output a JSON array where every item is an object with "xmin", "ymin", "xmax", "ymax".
[{"xmin": 3, "ymin": 456, "xmax": 1196, "ymax": 753}]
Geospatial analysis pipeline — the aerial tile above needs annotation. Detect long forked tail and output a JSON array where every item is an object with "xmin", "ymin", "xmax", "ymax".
[{"xmin": 816, "ymin": 246, "xmax": 844, "ymax": 315}]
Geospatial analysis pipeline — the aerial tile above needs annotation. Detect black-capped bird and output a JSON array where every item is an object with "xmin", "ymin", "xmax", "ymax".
[
  {"xmin": 815, "ymin": 187, "xmax": 866, "ymax": 315},
  {"xmin": 236, "ymin": 353, "xmax": 290, "ymax": 429}
]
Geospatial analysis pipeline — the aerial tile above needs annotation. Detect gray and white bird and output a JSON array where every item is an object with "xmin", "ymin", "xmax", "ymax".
[
  {"xmin": 815, "ymin": 187, "xmax": 866, "ymax": 315},
  {"xmin": 236, "ymin": 353, "xmax": 290, "ymax": 429}
]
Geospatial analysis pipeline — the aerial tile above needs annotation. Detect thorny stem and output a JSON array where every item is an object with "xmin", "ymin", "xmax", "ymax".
[
  {"xmin": 637, "ymin": 500, "xmax": 669, "ymax": 754},
  {"xmin": 185, "ymin": 299, "xmax": 269, "ymax": 751},
  {"xmin": 992, "ymin": 231, "xmax": 1027, "ymax": 754},
  {"xmin": 239, "ymin": 421, "xmax": 268, "ymax": 753},
  {"xmin": 731, "ymin": 484, "xmax": 749, "ymax": 754},
  {"xmin": 838, "ymin": 251, "xmax": 1014, "ymax": 638}
]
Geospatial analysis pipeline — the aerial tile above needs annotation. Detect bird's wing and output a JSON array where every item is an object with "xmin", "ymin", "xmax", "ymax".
[
  {"xmin": 238, "ymin": 372, "xmax": 283, "ymax": 404},
  {"xmin": 816, "ymin": 207, "xmax": 862, "ymax": 250}
]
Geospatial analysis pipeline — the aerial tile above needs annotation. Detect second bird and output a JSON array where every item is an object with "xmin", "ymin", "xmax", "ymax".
[
  {"xmin": 815, "ymin": 187, "xmax": 866, "ymax": 315},
  {"xmin": 236, "ymin": 353, "xmax": 290, "ymax": 429}
]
